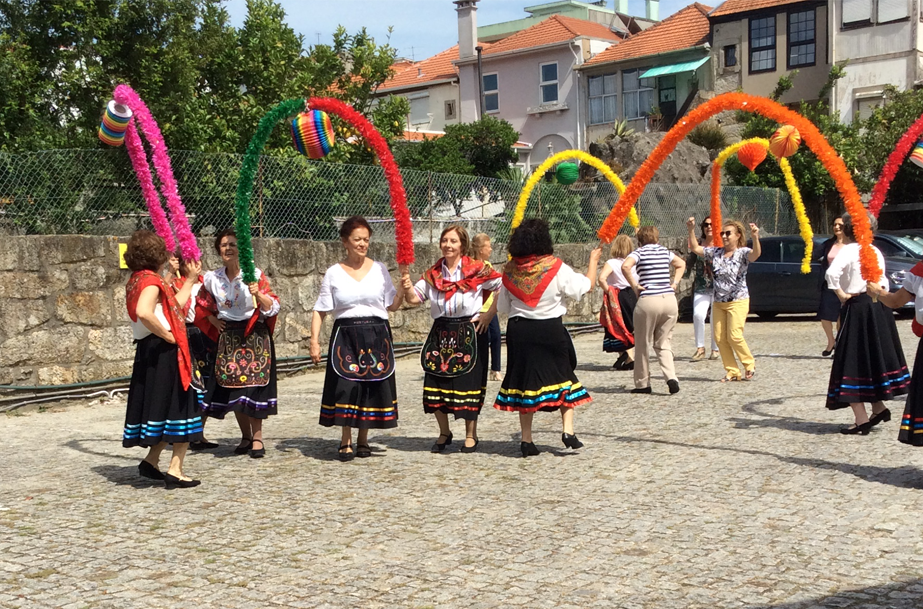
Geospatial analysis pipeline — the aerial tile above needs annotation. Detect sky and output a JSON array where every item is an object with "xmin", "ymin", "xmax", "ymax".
[{"xmin": 223, "ymin": 0, "xmax": 696, "ymax": 62}]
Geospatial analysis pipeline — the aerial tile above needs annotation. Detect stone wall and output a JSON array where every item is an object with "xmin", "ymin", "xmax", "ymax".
[{"xmin": 0, "ymin": 235, "xmax": 687, "ymax": 387}]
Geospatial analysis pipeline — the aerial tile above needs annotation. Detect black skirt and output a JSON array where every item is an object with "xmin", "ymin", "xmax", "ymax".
[
  {"xmin": 187, "ymin": 322, "xmax": 216, "ymax": 406},
  {"xmin": 826, "ymin": 294, "xmax": 910, "ymax": 409},
  {"xmin": 818, "ymin": 284, "xmax": 841, "ymax": 322},
  {"xmin": 422, "ymin": 317, "xmax": 489, "ymax": 421},
  {"xmin": 319, "ymin": 317, "xmax": 398, "ymax": 429},
  {"xmin": 202, "ymin": 321, "xmax": 278, "ymax": 420},
  {"xmin": 494, "ymin": 316, "xmax": 592, "ymax": 413},
  {"xmin": 899, "ymin": 337, "xmax": 923, "ymax": 446},
  {"xmin": 123, "ymin": 335, "xmax": 204, "ymax": 447}
]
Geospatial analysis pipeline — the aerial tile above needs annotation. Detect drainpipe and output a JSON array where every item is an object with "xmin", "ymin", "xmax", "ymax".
[
  {"xmin": 828, "ymin": 0, "xmax": 838, "ymax": 117},
  {"xmin": 570, "ymin": 41, "xmax": 583, "ymax": 150},
  {"xmin": 476, "ymin": 46, "xmax": 485, "ymax": 119}
]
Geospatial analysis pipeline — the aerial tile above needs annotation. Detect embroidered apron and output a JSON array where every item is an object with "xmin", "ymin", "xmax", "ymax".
[
  {"xmin": 421, "ymin": 316, "xmax": 478, "ymax": 378},
  {"xmin": 330, "ymin": 317, "xmax": 395, "ymax": 381},
  {"xmin": 215, "ymin": 321, "xmax": 272, "ymax": 388}
]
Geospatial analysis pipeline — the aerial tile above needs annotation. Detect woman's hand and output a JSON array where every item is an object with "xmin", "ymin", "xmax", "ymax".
[
  {"xmin": 208, "ymin": 316, "xmax": 225, "ymax": 333},
  {"xmin": 632, "ymin": 284, "xmax": 645, "ymax": 297},
  {"xmin": 163, "ymin": 331, "xmax": 177, "ymax": 345},
  {"xmin": 248, "ymin": 282, "xmax": 260, "ymax": 296},
  {"xmin": 310, "ymin": 339, "xmax": 321, "ymax": 364},
  {"xmin": 749, "ymin": 223, "xmax": 760, "ymax": 238},
  {"xmin": 589, "ymin": 246, "xmax": 602, "ymax": 265},
  {"xmin": 401, "ymin": 273, "xmax": 414, "ymax": 291},
  {"xmin": 184, "ymin": 260, "xmax": 202, "ymax": 280},
  {"xmin": 687, "ymin": 217, "xmax": 696, "ymax": 231},
  {"xmin": 866, "ymin": 281, "xmax": 882, "ymax": 298}
]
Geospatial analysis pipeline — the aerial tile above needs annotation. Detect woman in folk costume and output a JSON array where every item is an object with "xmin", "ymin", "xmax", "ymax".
[
  {"xmin": 194, "ymin": 228, "xmax": 281, "ymax": 458},
  {"xmin": 123, "ymin": 230, "xmax": 203, "ymax": 489},
  {"xmin": 869, "ymin": 261, "xmax": 923, "ymax": 444},
  {"xmin": 596, "ymin": 234, "xmax": 637, "ymax": 370},
  {"xmin": 402, "ymin": 225, "xmax": 502, "ymax": 454},
  {"xmin": 487, "ymin": 219, "xmax": 602, "ymax": 458},
  {"xmin": 824, "ymin": 212, "xmax": 908, "ymax": 434},
  {"xmin": 311, "ymin": 216, "xmax": 407, "ymax": 461}
]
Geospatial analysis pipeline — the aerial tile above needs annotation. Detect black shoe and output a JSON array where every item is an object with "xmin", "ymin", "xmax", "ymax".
[
  {"xmin": 337, "ymin": 444, "xmax": 354, "ymax": 462},
  {"xmin": 460, "ymin": 438, "xmax": 479, "ymax": 453},
  {"xmin": 249, "ymin": 440, "xmax": 265, "ymax": 459},
  {"xmin": 190, "ymin": 440, "xmax": 219, "ymax": 451},
  {"xmin": 822, "ymin": 348, "xmax": 834, "ymax": 357},
  {"xmin": 431, "ymin": 432, "xmax": 453, "ymax": 453},
  {"xmin": 840, "ymin": 421, "xmax": 873, "ymax": 435},
  {"xmin": 562, "ymin": 433, "xmax": 584, "ymax": 449},
  {"xmin": 613, "ymin": 353, "xmax": 628, "ymax": 369},
  {"xmin": 630, "ymin": 387, "xmax": 652, "ymax": 394},
  {"xmin": 667, "ymin": 379, "xmax": 680, "ymax": 394},
  {"xmin": 869, "ymin": 408, "xmax": 892, "ymax": 427},
  {"xmin": 356, "ymin": 444, "xmax": 372, "ymax": 458},
  {"xmin": 520, "ymin": 441, "xmax": 540, "ymax": 457},
  {"xmin": 164, "ymin": 474, "xmax": 201, "ymax": 489},
  {"xmin": 233, "ymin": 439, "xmax": 253, "ymax": 455},
  {"xmin": 138, "ymin": 460, "xmax": 165, "ymax": 481}
]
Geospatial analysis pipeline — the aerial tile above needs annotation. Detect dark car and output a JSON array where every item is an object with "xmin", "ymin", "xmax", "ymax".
[
  {"xmin": 746, "ymin": 235, "xmax": 915, "ymax": 319},
  {"xmin": 876, "ymin": 231, "xmax": 923, "ymax": 259}
]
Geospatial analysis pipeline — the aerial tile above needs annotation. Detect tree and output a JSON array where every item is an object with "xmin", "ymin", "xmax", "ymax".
[{"xmin": 395, "ymin": 116, "xmax": 519, "ymax": 178}]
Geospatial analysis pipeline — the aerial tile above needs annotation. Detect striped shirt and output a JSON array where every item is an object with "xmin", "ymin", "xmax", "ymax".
[{"xmin": 627, "ymin": 244, "xmax": 676, "ymax": 297}]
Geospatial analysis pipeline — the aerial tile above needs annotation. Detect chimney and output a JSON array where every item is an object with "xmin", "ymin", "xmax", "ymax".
[
  {"xmin": 645, "ymin": 0, "xmax": 659, "ymax": 20},
  {"xmin": 455, "ymin": 0, "xmax": 480, "ymax": 60},
  {"xmin": 614, "ymin": 0, "xmax": 628, "ymax": 13}
]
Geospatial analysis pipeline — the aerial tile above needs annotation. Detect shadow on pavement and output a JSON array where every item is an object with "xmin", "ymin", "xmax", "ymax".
[
  {"xmin": 373, "ymin": 435, "xmax": 529, "ymax": 458},
  {"xmin": 64, "ymin": 438, "xmax": 137, "ymax": 462},
  {"xmin": 91, "ymin": 464, "xmax": 164, "ymax": 489},
  {"xmin": 730, "ymin": 394, "xmax": 855, "ymax": 435},
  {"xmin": 746, "ymin": 578, "xmax": 923, "ymax": 609}
]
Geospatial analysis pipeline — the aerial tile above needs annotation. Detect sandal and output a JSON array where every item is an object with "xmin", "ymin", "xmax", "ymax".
[
  {"xmin": 356, "ymin": 444, "xmax": 372, "ymax": 458},
  {"xmin": 744, "ymin": 369, "xmax": 755, "ymax": 381},
  {"xmin": 720, "ymin": 375, "xmax": 741, "ymax": 383},
  {"xmin": 338, "ymin": 443, "xmax": 354, "ymax": 462}
]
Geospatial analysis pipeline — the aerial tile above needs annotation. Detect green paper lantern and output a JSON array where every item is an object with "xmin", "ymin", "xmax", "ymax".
[{"xmin": 556, "ymin": 162, "xmax": 579, "ymax": 185}]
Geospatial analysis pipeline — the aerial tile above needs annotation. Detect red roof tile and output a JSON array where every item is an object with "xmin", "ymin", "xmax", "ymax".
[
  {"xmin": 380, "ymin": 46, "xmax": 462, "ymax": 92},
  {"xmin": 584, "ymin": 3, "xmax": 712, "ymax": 66},
  {"xmin": 482, "ymin": 14, "xmax": 621, "ymax": 56},
  {"xmin": 710, "ymin": 0, "xmax": 808, "ymax": 18},
  {"xmin": 400, "ymin": 130, "xmax": 532, "ymax": 149}
]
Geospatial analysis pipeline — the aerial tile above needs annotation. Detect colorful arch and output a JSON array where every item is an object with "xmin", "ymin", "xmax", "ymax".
[
  {"xmin": 511, "ymin": 149, "xmax": 639, "ymax": 234},
  {"xmin": 112, "ymin": 84, "xmax": 201, "ymax": 261},
  {"xmin": 712, "ymin": 138, "xmax": 814, "ymax": 273},
  {"xmin": 234, "ymin": 97, "xmax": 414, "ymax": 283},
  {"xmin": 867, "ymin": 113, "xmax": 923, "ymax": 218},
  {"xmin": 596, "ymin": 92, "xmax": 880, "ymax": 282}
]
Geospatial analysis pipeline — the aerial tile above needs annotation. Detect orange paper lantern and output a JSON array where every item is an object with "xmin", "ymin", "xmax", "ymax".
[
  {"xmin": 737, "ymin": 142, "xmax": 767, "ymax": 172},
  {"xmin": 769, "ymin": 125, "xmax": 802, "ymax": 158}
]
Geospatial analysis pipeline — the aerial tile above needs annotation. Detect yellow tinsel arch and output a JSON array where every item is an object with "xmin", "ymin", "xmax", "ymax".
[
  {"xmin": 713, "ymin": 138, "xmax": 814, "ymax": 274},
  {"xmin": 511, "ymin": 149, "xmax": 639, "ymax": 234}
]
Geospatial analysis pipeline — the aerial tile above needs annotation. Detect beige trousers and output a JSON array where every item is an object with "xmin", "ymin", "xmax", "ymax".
[{"xmin": 632, "ymin": 293, "xmax": 678, "ymax": 388}]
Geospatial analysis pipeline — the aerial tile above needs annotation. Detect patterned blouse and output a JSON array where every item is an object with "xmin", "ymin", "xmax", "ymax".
[{"xmin": 703, "ymin": 246, "xmax": 752, "ymax": 303}]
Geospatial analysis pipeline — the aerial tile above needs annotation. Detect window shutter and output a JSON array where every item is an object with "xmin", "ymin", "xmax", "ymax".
[
  {"xmin": 842, "ymin": 0, "xmax": 872, "ymax": 24},
  {"xmin": 878, "ymin": 0, "xmax": 909, "ymax": 22}
]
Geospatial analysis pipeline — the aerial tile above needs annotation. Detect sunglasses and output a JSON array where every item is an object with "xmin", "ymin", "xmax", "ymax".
[
  {"xmin": 833, "ymin": 223, "xmax": 844, "ymax": 228},
  {"xmin": 703, "ymin": 222, "xmax": 712, "ymax": 227},
  {"xmin": 720, "ymin": 230, "xmax": 734, "ymax": 238}
]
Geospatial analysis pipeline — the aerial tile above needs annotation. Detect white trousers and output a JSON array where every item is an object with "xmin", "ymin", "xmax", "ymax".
[{"xmin": 693, "ymin": 292, "xmax": 718, "ymax": 351}]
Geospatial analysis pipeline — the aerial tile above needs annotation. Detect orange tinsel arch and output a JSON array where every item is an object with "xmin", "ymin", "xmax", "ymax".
[{"xmin": 597, "ymin": 92, "xmax": 880, "ymax": 282}]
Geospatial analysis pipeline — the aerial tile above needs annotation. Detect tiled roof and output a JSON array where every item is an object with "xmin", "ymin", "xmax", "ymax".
[
  {"xmin": 481, "ymin": 14, "xmax": 621, "ymax": 56},
  {"xmin": 584, "ymin": 3, "xmax": 712, "ymax": 66},
  {"xmin": 380, "ymin": 46, "xmax": 462, "ymax": 92},
  {"xmin": 400, "ymin": 130, "xmax": 533, "ymax": 149},
  {"xmin": 710, "ymin": 0, "xmax": 808, "ymax": 18}
]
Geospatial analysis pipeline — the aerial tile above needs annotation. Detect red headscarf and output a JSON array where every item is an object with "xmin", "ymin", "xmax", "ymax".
[
  {"xmin": 126, "ymin": 270, "xmax": 193, "ymax": 390},
  {"xmin": 502, "ymin": 255, "xmax": 563, "ymax": 307},
  {"xmin": 422, "ymin": 256, "xmax": 501, "ymax": 299}
]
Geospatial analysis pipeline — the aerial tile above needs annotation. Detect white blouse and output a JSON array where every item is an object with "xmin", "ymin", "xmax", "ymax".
[
  {"xmin": 201, "ymin": 267, "xmax": 280, "ymax": 322},
  {"xmin": 413, "ymin": 260, "xmax": 502, "ymax": 319},
  {"xmin": 314, "ymin": 261, "xmax": 396, "ymax": 321},
  {"xmin": 901, "ymin": 271, "xmax": 923, "ymax": 324},
  {"xmin": 825, "ymin": 242, "xmax": 888, "ymax": 295},
  {"xmin": 186, "ymin": 282, "xmax": 202, "ymax": 324},
  {"xmin": 497, "ymin": 262, "xmax": 591, "ymax": 320},
  {"xmin": 130, "ymin": 302, "xmax": 170, "ymax": 340},
  {"xmin": 604, "ymin": 257, "xmax": 636, "ymax": 290}
]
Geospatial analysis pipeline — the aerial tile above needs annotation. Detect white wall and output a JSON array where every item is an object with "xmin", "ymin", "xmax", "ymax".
[{"xmin": 399, "ymin": 82, "xmax": 461, "ymax": 132}]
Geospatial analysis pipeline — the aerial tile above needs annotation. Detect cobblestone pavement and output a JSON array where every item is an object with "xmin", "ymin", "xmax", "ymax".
[{"xmin": 4, "ymin": 319, "xmax": 923, "ymax": 609}]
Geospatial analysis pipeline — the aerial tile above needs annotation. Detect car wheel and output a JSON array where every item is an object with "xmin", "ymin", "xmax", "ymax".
[{"xmin": 756, "ymin": 311, "xmax": 779, "ymax": 320}]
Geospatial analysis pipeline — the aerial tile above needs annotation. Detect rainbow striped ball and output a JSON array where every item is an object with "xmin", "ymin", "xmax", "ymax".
[
  {"xmin": 910, "ymin": 141, "xmax": 923, "ymax": 169},
  {"xmin": 769, "ymin": 125, "xmax": 801, "ymax": 158},
  {"xmin": 291, "ymin": 110, "xmax": 335, "ymax": 159},
  {"xmin": 98, "ymin": 100, "xmax": 132, "ymax": 147}
]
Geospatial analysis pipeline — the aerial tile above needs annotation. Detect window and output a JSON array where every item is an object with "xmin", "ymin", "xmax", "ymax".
[
  {"xmin": 445, "ymin": 100, "xmax": 457, "ymax": 120},
  {"xmin": 855, "ymin": 95, "xmax": 883, "ymax": 120},
  {"xmin": 409, "ymin": 94, "xmax": 430, "ymax": 125},
  {"xmin": 482, "ymin": 73, "xmax": 498, "ymax": 112},
  {"xmin": 787, "ymin": 10, "xmax": 816, "ymax": 67},
  {"xmin": 749, "ymin": 16, "xmax": 776, "ymax": 73},
  {"xmin": 781, "ymin": 240, "xmax": 806, "ymax": 264},
  {"xmin": 724, "ymin": 45, "xmax": 737, "ymax": 68},
  {"xmin": 588, "ymin": 74, "xmax": 617, "ymax": 125},
  {"xmin": 843, "ymin": 0, "xmax": 872, "ymax": 26},
  {"xmin": 622, "ymin": 68, "xmax": 655, "ymax": 120},
  {"xmin": 878, "ymin": 0, "xmax": 909, "ymax": 23},
  {"xmin": 843, "ymin": 0, "xmax": 908, "ymax": 28},
  {"xmin": 540, "ymin": 62, "xmax": 558, "ymax": 104}
]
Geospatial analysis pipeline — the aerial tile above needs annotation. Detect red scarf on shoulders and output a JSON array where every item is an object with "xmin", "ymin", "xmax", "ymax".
[
  {"xmin": 502, "ymin": 255, "xmax": 563, "ymax": 307},
  {"xmin": 422, "ymin": 256, "xmax": 501, "ymax": 299},
  {"xmin": 126, "ymin": 270, "xmax": 193, "ymax": 391},
  {"xmin": 193, "ymin": 272, "xmax": 279, "ymax": 343},
  {"xmin": 911, "ymin": 262, "xmax": 923, "ymax": 337}
]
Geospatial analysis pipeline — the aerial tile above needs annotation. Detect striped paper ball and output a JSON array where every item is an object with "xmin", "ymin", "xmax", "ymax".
[
  {"xmin": 98, "ymin": 100, "xmax": 132, "ymax": 147},
  {"xmin": 556, "ymin": 162, "xmax": 580, "ymax": 185},
  {"xmin": 737, "ymin": 142, "xmax": 768, "ymax": 172},
  {"xmin": 291, "ymin": 110, "xmax": 335, "ymax": 159},
  {"xmin": 769, "ymin": 125, "xmax": 801, "ymax": 158},
  {"xmin": 910, "ymin": 141, "xmax": 923, "ymax": 169}
]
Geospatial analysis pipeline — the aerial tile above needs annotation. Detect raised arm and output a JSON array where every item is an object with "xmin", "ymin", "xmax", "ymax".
[
  {"xmin": 388, "ymin": 264, "xmax": 409, "ymax": 312},
  {"xmin": 586, "ymin": 246, "xmax": 602, "ymax": 288},
  {"xmin": 686, "ymin": 217, "xmax": 705, "ymax": 257},
  {"xmin": 403, "ymin": 273, "xmax": 422, "ymax": 306},
  {"xmin": 747, "ymin": 223, "xmax": 761, "ymax": 262}
]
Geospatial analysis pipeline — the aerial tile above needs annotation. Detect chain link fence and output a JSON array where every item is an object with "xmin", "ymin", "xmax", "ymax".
[{"xmin": 0, "ymin": 150, "xmax": 797, "ymax": 243}]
